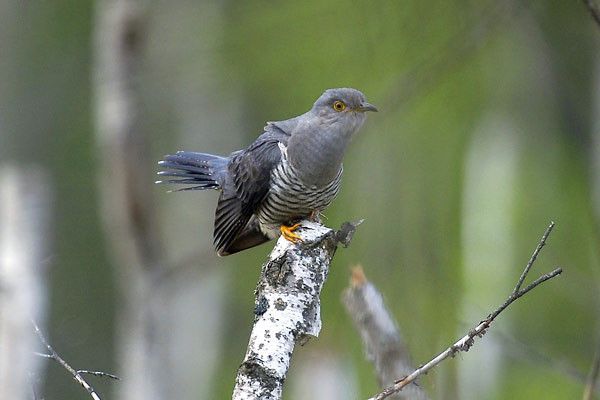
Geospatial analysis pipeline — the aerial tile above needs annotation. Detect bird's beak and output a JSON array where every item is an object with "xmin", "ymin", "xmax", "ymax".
[{"xmin": 358, "ymin": 102, "xmax": 378, "ymax": 113}]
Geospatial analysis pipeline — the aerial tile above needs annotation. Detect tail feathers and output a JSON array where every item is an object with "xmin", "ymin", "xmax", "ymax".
[{"xmin": 157, "ymin": 151, "xmax": 228, "ymax": 191}]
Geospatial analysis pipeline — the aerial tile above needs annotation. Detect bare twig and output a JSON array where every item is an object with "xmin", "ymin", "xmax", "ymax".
[
  {"xmin": 32, "ymin": 320, "xmax": 119, "ymax": 400},
  {"xmin": 513, "ymin": 221, "xmax": 554, "ymax": 294},
  {"xmin": 78, "ymin": 370, "xmax": 121, "ymax": 381},
  {"xmin": 343, "ymin": 266, "xmax": 429, "ymax": 400},
  {"xmin": 583, "ymin": 343, "xmax": 600, "ymax": 400},
  {"xmin": 33, "ymin": 352, "xmax": 54, "ymax": 359},
  {"xmin": 583, "ymin": 0, "xmax": 600, "ymax": 30},
  {"xmin": 368, "ymin": 224, "xmax": 563, "ymax": 400}
]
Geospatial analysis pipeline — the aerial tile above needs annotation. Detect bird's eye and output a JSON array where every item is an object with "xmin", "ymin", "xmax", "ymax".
[{"xmin": 332, "ymin": 100, "xmax": 346, "ymax": 112}]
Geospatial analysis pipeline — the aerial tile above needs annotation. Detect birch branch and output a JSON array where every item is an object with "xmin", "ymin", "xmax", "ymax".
[
  {"xmin": 369, "ymin": 222, "xmax": 563, "ymax": 400},
  {"xmin": 343, "ymin": 266, "xmax": 429, "ymax": 400},
  {"xmin": 0, "ymin": 166, "xmax": 49, "ymax": 400},
  {"xmin": 232, "ymin": 220, "xmax": 360, "ymax": 400}
]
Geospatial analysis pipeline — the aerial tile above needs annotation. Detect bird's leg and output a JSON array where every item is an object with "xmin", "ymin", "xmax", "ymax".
[
  {"xmin": 308, "ymin": 210, "xmax": 322, "ymax": 223},
  {"xmin": 280, "ymin": 222, "xmax": 302, "ymax": 243}
]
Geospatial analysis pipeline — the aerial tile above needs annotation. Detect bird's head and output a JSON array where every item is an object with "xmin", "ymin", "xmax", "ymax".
[
  {"xmin": 285, "ymin": 88, "xmax": 377, "ymax": 185},
  {"xmin": 310, "ymin": 87, "xmax": 377, "ymax": 135}
]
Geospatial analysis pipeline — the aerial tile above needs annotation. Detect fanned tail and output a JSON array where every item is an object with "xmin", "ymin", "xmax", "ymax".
[{"xmin": 157, "ymin": 151, "xmax": 228, "ymax": 191}]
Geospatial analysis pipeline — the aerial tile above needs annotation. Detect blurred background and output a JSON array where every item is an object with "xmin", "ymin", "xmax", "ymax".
[{"xmin": 1, "ymin": 0, "xmax": 599, "ymax": 399}]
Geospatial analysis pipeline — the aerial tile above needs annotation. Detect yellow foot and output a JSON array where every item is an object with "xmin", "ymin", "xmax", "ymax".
[{"xmin": 280, "ymin": 223, "xmax": 303, "ymax": 243}]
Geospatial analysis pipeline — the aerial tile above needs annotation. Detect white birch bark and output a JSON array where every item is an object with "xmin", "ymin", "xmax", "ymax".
[{"xmin": 232, "ymin": 221, "xmax": 357, "ymax": 400}]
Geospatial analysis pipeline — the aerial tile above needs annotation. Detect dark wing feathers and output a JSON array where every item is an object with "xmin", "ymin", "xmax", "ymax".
[
  {"xmin": 213, "ymin": 130, "xmax": 289, "ymax": 255},
  {"xmin": 213, "ymin": 196, "xmax": 248, "ymax": 253}
]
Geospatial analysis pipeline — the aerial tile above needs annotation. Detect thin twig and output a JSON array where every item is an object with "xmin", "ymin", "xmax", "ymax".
[
  {"xmin": 33, "ymin": 352, "xmax": 54, "ymax": 359},
  {"xmin": 32, "ymin": 320, "xmax": 118, "ymax": 400},
  {"xmin": 78, "ymin": 370, "xmax": 121, "ymax": 381},
  {"xmin": 513, "ymin": 221, "xmax": 554, "ymax": 294},
  {"xmin": 368, "ymin": 224, "xmax": 563, "ymax": 400},
  {"xmin": 583, "ymin": 343, "xmax": 600, "ymax": 400},
  {"xmin": 583, "ymin": 0, "xmax": 600, "ymax": 30},
  {"xmin": 494, "ymin": 268, "xmax": 562, "ymax": 321}
]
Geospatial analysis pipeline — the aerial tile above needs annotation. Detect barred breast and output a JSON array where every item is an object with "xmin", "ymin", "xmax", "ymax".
[{"xmin": 255, "ymin": 144, "xmax": 342, "ymax": 239}]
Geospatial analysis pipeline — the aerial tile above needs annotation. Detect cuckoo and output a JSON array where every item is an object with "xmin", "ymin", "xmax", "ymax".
[{"xmin": 157, "ymin": 88, "xmax": 377, "ymax": 256}]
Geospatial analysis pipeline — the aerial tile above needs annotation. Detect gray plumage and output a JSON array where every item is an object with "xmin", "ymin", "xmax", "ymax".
[{"xmin": 157, "ymin": 88, "xmax": 377, "ymax": 256}]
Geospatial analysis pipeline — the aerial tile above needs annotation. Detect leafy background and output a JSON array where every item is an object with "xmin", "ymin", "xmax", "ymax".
[{"xmin": 2, "ymin": 0, "xmax": 599, "ymax": 399}]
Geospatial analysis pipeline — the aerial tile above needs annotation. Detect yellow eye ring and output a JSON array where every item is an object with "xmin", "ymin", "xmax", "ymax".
[{"xmin": 332, "ymin": 100, "xmax": 346, "ymax": 112}]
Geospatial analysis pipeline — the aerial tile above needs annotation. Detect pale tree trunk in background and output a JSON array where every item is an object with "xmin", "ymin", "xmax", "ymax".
[
  {"xmin": 583, "ymin": 53, "xmax": 600, "ymax": 376},
  {"xmin": 288, "ymin": 351, "xmax": 357, "ymax": 400},
  {"xmin": 584, "ymin": 35, "xmax": 600, "ymax": 400},
  {"xmin": 145, "ymin": 2, "xmax": 243, "ymax": 397},
  {"xmin": 94, "ymin": 1, "xmax": 170, "ymax": 399},
  {"xmin": 592, "ymin": 52, "xmax": 600, "ymax": 224},
  {"xmin": 459, "ymin": 114, "xmax": 518, "ymax": 400},
  {"xmin": 94, "ymin": 1, "xmax": 238, "ymax": 399},
  {"xmin": 0, "ymin": 167, "xmax": 50, "ymax": 400}
]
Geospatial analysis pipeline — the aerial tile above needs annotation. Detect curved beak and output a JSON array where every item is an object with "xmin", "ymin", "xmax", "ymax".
[{"xmin": 358, "ymin": 102, "xmax": 378, "ymax": 113}]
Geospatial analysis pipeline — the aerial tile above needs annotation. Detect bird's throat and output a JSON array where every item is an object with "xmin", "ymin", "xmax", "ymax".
[{"xmin": 287, "ymin": 132, "xmax": 348, "ymax": 188}]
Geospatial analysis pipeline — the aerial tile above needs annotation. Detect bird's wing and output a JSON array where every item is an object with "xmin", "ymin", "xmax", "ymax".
[{"xmin": 213, "ymin": 129, "xmax": 290, "ymax": 255}]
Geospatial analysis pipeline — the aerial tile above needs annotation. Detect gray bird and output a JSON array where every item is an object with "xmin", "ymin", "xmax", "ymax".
[{"xmin": 157, "ymin": 88, "xmax": 377, "ymax": 256}]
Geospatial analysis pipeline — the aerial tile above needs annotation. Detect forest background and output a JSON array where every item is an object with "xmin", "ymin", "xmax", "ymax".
[{"xmin": 1, "ymin": 1, "xmax": 599, "ymax": 399}]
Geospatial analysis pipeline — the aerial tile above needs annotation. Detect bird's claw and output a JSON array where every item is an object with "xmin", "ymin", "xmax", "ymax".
[{"xmin": 280, "ymin": 223, "xmax": 303, "ymax": 243}]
